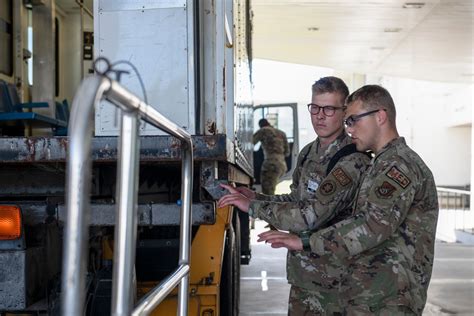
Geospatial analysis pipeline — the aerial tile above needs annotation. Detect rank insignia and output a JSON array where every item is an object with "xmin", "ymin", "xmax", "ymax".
[
  {"xmin": 320, "ymin": 180, "xmax": 336, "ymax": 195},
  {"xmin": 332, "ymin": 168, "xmax": 352, "ymax": 186},
  {"xmin": 376, "ymin": 181, "xmax": 397, "ymax": 198},
  {"xmin": 386, "ymin": 166, "xmax": 411, "ymax": 188}
]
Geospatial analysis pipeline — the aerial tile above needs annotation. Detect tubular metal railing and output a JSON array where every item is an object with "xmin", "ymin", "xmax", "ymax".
[
  {"xmin": 61, "ymin": 75, "xmax": 193, "ymax": 316},
  {"xmin": 437, "ymin": 187, "xmax": 472, "ymax": 233}
]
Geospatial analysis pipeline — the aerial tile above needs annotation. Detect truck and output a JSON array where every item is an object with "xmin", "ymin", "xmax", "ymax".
[{"xmin": 0, "ymin": 0, "xmax": 299, "ymax": 315}]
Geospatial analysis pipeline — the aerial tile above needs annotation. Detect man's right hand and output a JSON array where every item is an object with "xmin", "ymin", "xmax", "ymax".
[
  {"xmin": 221, "ymin": 184, "xmax": 256, "ymax": 199},
  {"xmin": 217, "ymin": 184, "xmax": 252, "ymax": 212}
]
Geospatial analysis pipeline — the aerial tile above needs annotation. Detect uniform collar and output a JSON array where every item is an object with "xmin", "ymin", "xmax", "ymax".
[
  {"xmin": 374, "ymin": 137, "xmax": 405, "ymax": 160},
  {"xmin": 316, "ymin": 131, "xmax": 351, "ymax": 155}
]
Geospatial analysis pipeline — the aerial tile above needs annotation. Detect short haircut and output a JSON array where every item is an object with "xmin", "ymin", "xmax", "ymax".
[
  {"xmin": 311, "ymin": 76, "xmax": 349, "ymax": 105},
  {"xmin": 259, "ymin": 118, "xmax": 270, "ymax": 128},
  {"xmin": 346, "ymin": 85, "xmax": 396, "ymax": 125}
]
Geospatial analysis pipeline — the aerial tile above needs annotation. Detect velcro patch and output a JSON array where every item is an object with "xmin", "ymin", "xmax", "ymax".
[
  {"xmin": 332, "ymin": 167, "xmax": 352, "ymax": 186},
  {"xmin": 320, "ymin": 180, "xmax": 336, "ymax": 195},
  {"xmin": 376, "ymin": 181, "xmax": 397, "ymax": 198},
  {"xmin": 386, "ymin": 166, "xmax": 411, "ymax": 188}
]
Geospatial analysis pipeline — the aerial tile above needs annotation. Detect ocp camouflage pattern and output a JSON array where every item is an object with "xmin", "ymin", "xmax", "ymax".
[
  {"xmin": 253, "ymin": 126, "xmax": 290, "ymax": 194},
  {"xmin": 308, "ymin": 137, "xmax": 439, "ymax": 314},
  {"xmin": 249, "ymin": 133, "xmax": 370, "ymax": 302}
]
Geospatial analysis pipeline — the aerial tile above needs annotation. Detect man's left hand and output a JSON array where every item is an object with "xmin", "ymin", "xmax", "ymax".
[{"xmin": 257, "ymin": 230, "xmax": 303, "ymax": 251}]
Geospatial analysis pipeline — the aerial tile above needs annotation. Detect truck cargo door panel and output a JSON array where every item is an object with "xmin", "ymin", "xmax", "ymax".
[{"xmin": 94, "ymin": 0, "xmax": 195, "ymax": 136}]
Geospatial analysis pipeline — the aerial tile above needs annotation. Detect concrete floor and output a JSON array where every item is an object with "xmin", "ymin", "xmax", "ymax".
[
  {"xmin": 240, "ymin": 220, "xmax": 474, "ymax": 315},
  {"xmin": 424, "ymin": 242, "xmax": 474, "ymax": 315},
  {"xmin": 240, "ymin": 220, "xmax": 290, "ymax": 316}
]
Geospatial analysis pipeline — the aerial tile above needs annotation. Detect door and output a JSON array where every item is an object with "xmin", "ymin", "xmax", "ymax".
[{"xmin": 253, "ymin": 103, "xmax": 299, "ymax": 185}]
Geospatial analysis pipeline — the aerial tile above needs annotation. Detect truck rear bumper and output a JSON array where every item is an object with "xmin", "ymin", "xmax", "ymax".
[{"xmin": 15, "ymin": 202, "xmax": 216, "ymax": 226}]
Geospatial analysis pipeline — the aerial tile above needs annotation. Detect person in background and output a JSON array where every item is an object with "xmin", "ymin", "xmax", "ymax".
[
  {"xmin": 219, "ymin": 77, "xmax": 370, "ymax": 315},
  {"xmin": 253, "ymin": 118, "xmax": 290, "ymax": 196},
  {"xmin": 258, "ymin": 84, "xmax": 439, "ymax": 315}
]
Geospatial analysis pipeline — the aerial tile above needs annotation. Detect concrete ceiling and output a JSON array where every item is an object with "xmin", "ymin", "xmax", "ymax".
[
  {"xmin": 251, "ymin": 0, "xmax": 474, "ymax": 83},
  {"xmin": 55, "ymin": 1, "xmax": 473, "ymax": 83}
]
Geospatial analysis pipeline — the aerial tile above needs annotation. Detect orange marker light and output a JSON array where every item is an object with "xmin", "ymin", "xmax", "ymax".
[{"xmin": 0, "ymin": 205, "xmax": 22, "ymax": 240}]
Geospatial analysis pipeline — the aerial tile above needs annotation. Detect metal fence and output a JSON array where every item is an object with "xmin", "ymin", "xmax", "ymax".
[{"xmin": 437, "ymin": 187, "xmax": 472, "ymax": 233}]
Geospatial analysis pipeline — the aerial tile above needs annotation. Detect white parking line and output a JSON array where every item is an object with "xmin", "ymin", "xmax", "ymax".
[{"xmin": 241, "ymin": 277, "xmax": 287, "ymax": 280}]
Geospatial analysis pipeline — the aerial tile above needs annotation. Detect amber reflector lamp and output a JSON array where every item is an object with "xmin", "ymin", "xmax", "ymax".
[{"xmin": 0, "ymin": 205, "xmax": 22, "ymax": 240}]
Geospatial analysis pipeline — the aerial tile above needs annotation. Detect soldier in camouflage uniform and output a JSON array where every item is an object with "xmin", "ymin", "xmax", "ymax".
[
  {"xmin": 253, "ymin": 118, "xmax": 290, "ymax": 195},
  {"xmin": 259, "ymin": 85, "xmax": 439, "ymax": 315},
  {"xmin": 219, "ymin": 77, "xmax": 371, "ymax": 315}
]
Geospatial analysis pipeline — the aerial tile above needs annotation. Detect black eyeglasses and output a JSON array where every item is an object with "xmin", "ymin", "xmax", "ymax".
[
  {"xmin": 344, "ymin": 109, "xmax": 381, "ymax": 127},
  {"xmin": 307, "ymin": 103, "xmax": 345, "ymax": 117}
]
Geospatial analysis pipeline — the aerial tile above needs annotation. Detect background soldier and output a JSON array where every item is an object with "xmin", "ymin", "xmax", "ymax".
[
  {"xmin": 253, "ymin": 118, "xmax": 290, "ymax": 195},
  {"xmin": 219, "ymin": 77, "xmax": 370, "ymax": 315},
  {"xmin": 259, "ymin": 85, "xmax": 439, "ymax": 315}
]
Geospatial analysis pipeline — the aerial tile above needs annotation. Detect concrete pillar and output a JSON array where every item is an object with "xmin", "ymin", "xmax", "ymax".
[
  {"xmin": 470, "ymin": 87, "xmax": 474, "ymax": 212},
  {"xmin": 32, "ymin": 0, "xmax": 55, "ymax": 119},
  {"xmin": 333, "ymin": 71, "xmax": 366, "ymax": 92},
  {"xmin": 12, "ymin": 0, "xmax": 27, "ymax": 99},
  {"xmin": 60, "ymin": 12, "xmax": 81, "ymax": 103}
]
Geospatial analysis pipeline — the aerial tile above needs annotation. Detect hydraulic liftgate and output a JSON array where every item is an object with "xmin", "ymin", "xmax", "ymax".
[{"xmin": 61, "ymin": 75, "xmax": 194, "ymax": 316}]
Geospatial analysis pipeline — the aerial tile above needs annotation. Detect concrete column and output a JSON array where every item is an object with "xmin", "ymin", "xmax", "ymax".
[
  {"xmin": 60, "ymin": 12, "xmax": 81, "ymax": 103},
  {"xmin": 333, "ymin": 71, "xmax": 366, "ymax": 92},
  {"xmin": 32, "ymin": 0, "xmax": 55, "ymax": 119},
  {"xmin": 470, "ymin": 87, "xmax": 474, "ymax": 212},
  {"xmin": 12, "ymin": 1, "xmax": 27, "ymax": 97}
]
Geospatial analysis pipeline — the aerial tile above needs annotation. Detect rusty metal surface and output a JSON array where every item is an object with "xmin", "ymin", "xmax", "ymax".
[
  {"xmin": 15, "ymin": 202, "xmax": 215, "ymax": 226},
  {"xmin": 0, "ymin": 135, "xmax": 229, "ymax": 163},
  {"xmin": 225, "ymin": 162, "xmax": 252, "ymax": 185},
  {"xmin": 0, "ymin": 164, "xmax": 66, "ymax": 196}
]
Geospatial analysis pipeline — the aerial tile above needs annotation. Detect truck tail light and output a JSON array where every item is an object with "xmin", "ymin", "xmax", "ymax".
[{"xmin": 0, "ymin": 205, "xmax": 22, "ymax": 240}]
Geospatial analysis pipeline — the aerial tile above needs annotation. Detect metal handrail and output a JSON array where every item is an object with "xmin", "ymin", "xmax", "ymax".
[
  {"xmin": 437, "ymin": 187, "xmax": 470, "ymax": 211},
  {"xmin": 437, "ymin": 187, "xmax": 470, "ymax": 195},
  {"xmin": 61, "ymin": 75, "xmax": 194, "ymax": 316}
]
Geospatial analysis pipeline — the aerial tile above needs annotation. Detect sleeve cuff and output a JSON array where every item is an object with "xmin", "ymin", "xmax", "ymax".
[
  {"xmin": 248, "ymin": 201, "xmax": 258, "ymax": 218},
  {"xmin": 255, "ymin": 192, "xmax": 265, "ymax": 200}
]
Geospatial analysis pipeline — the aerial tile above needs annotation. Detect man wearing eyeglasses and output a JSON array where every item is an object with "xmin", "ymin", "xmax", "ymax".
[
  {"xmin": 219, "ymin": 76, "xmax": 370, "ymax": 315},
  {"xmin": 259, "ymin": 85, "xmax": 439, "ymax": 315}
]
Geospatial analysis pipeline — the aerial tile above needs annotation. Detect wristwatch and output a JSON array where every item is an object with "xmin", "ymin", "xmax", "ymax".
[{"xmin": 299, "ymin": 231, "xmax": 311, "ymax": 252}]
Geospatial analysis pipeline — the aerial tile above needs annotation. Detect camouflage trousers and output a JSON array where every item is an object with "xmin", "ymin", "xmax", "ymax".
[
  {"xmin": 261, "ymin": 159, "xmax": 287, "ymax": 195},
  {"xmin": 288, "ymin": 285, "xmax": 343, "ymax": 316},
  {"xmin": 345, "ymin": 304, "xmax": 416, "ymax": 316}
]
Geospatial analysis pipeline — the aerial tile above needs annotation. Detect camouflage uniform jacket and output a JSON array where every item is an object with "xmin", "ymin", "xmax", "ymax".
[
  {"xmin": 248, "ymin": 132, "xmax": 370, "ymax": 291},
  {"xmin": 308, "ymin": 137, "xmax": 439, "ymax": 314},
  {"xmin": 253, "ymin": 126, "xmax": 290, "ymax": 161}
]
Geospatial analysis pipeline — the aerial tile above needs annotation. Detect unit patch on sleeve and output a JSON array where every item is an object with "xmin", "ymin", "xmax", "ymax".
[
  {"xmin": 332, "ymin": 167, "xmax": 352, "ymax": 186},
  {"xmin": 386, "ymin": 166, "xmax": 411, "ymax": 188},
  {"xmin": 320, "ymin": 180, "xmax": 336, "ymax": 195},
  {"xmin": 376, "ymin": 181, "xmax": 397, "ymax": 198}
]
